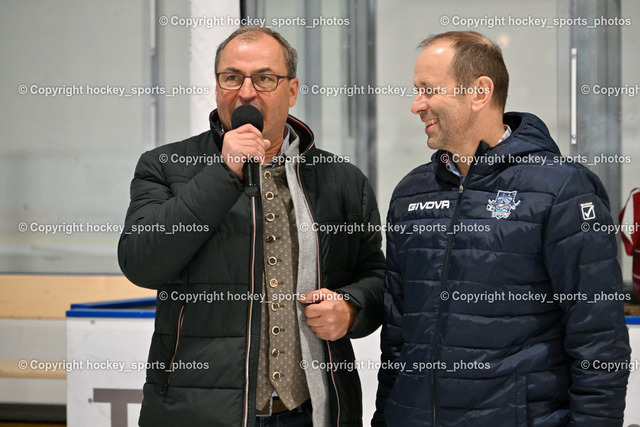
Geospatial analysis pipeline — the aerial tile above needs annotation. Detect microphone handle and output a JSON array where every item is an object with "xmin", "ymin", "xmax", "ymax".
[{"xmin": 243, "ymin": 159, "xmax": 260, "ymax": 197}]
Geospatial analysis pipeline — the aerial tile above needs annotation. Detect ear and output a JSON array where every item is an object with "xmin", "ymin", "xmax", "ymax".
[
  {"xmin": 470, "ymin": 76, "xmax": 494, "ymax": 112},
  {"xmin": 288, "ymin": 77, "xmax": 299, "ymax": 108}
]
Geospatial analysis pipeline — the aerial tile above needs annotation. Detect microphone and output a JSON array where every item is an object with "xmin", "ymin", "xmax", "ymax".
[{"xmin": 231, "ymin": 105, "xmax": 264, "ymax": 196}]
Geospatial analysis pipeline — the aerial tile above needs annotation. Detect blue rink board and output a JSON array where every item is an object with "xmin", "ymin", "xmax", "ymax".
[
  {"xmin": 66, "ymin": 297, "xmax": 157, "ymax": 318},
  {"xmin": 66, "ymin": 298, "xmax": 640, "ymax": 324}
]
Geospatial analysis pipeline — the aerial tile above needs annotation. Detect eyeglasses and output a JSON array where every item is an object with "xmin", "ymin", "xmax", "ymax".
[{"xmin": 216, "ymin": 72, "xmax": 292, "ymax": 92}]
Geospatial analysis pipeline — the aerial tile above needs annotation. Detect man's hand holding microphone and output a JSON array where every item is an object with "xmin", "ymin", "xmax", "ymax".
[{"xmin": 221, "ymin": 105, "xmax": 268, "ymax": 187}]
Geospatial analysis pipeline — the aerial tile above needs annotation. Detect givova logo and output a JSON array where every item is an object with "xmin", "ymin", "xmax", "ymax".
[{"xmin": 408, "ymin": 200, "xmax": 451, "ymax": 211}]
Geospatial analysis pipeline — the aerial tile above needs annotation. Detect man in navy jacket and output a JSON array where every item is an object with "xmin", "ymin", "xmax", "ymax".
[{"xmin": 373, "ymin": 31, "xmax": 630, "ymax": 426}]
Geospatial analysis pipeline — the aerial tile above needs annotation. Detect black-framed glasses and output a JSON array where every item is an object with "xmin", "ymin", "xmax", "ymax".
[{"xmin": 216, "ymin": 72, "xmax": 292, "ymax": 92}]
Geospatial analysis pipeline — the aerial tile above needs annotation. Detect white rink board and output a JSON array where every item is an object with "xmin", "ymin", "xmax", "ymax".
[
  {"xmin": 66, "ymin": 317, "xmax": 153, "ymax": 427},
  {"xmin": 66, "ymin": 316, "xmax": 640, "ymax": 426}
]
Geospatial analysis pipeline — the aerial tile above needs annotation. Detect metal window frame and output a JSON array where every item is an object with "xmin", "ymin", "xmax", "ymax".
[{"xmin": 242, "ymin": 0, "xmax": 378, "ymax": 189}]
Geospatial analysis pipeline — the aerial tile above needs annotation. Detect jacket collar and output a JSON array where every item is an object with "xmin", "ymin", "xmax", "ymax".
[{"xmin": 432, "ymin": 112, "xmax": 561, "ymax": 183}]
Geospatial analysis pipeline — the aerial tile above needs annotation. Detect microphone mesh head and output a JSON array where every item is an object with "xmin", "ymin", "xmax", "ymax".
[{"xmin": 231, "ymin": 105, "xmax": 264, "ymax": 132}]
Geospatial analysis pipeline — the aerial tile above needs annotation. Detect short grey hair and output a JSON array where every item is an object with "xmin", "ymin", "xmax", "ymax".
[{"xmin": 214, "ymin": 26, "xmax": 298, "ymax": 78}]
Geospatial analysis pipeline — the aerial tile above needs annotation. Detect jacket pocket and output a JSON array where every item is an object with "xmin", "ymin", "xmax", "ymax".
[
  {"xmin": 435, "ymin": 373, "xmax": 528, "ymax": 426},
  {"xmin": 162, "ymin": 303, "xmax": 186, "ymax": 399}
]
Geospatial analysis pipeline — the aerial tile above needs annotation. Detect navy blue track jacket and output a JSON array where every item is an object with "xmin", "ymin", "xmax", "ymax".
[{"xmin": 373, "ymin": 112, "xmax": 630, "ymax": 426}]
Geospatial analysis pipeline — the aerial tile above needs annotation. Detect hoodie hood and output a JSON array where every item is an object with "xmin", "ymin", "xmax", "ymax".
[
  {"xmin": 432, "ymin": 112, "xmax": 561, "ymax": 182},
  {"xmin": 498, "ymin": 112, "xmax": 561, "ymax": 157}
]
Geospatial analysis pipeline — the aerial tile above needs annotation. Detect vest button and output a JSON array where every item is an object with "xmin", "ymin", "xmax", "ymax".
[
  {"xmin": 272, "ymin": 371, "xmax": 281, "ymax": 380},
  {"xmin": 265, "ymin": 212, "xmax": 276, "ymax": 222},
  {"xmin": 271, "ymin": 326, "xmax": 280, "ymax": 335},
  {"xmin": 269, "ymin": 278, "xmax": 278, "ymax": 287},
  {"xmin": 265, "ymin": 191, "xmax": 275, "ymax": 200},
  {"xmin": 264, "ymin": 171, "xmax": 272, "ymax": 179},
  {"xmin": 271, "ymin": 302, "xmax": 280, "ymax": 311},
  {"xmin": 268, "ymin": 256, "xmax": 277, "ymax": 266}
]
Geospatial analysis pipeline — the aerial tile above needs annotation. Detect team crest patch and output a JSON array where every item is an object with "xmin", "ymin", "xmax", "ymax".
[{"xmin": 487, "ymin": 190, "xmax": 520, "ymax": 219}]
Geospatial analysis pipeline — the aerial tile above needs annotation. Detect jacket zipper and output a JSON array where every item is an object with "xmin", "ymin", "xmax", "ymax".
[
  {"xmin": 431, "ymin": 163, "xmax": 475, "ymax": 426},
  {"xmin": 162, "ymin": 303, "xmax": 185, "ymax": 398},
  {"xmin": 243, "ymin": 196, "xmax": 259, "ymax": 426},
  {"xmin": 296, "ymin": 161, "xmax": 342, "ymax": 426}
]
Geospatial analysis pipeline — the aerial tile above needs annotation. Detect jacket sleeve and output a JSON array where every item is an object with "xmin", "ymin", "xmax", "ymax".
[
  {"xmin": 543, "ymin": 167, "xmax": 630, "ymax": 426},
  {"xmin": 372, "ymin": 210, "xmax": 404, "ymax": 426},
  {"xmin": 336, "ymin": 177, "xmax": 386, "ymax": 339},
  {"xmin": 118, "ymin": 147, "xmax": 244, "ymax": 288}
]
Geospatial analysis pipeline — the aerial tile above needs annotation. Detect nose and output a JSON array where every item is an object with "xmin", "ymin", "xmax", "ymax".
[
  {"xmin": 238, "ymin": 76, "xmax": 258, "ymax": 101},
  {"xmin": 411, "ymin": 93, "xmax": 427, "ymax": 115}
]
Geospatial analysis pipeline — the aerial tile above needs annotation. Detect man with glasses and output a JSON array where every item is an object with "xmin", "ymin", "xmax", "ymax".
[{"xmin": 119, "ymin": 26, "xmax": 384, "ymax": 426}]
